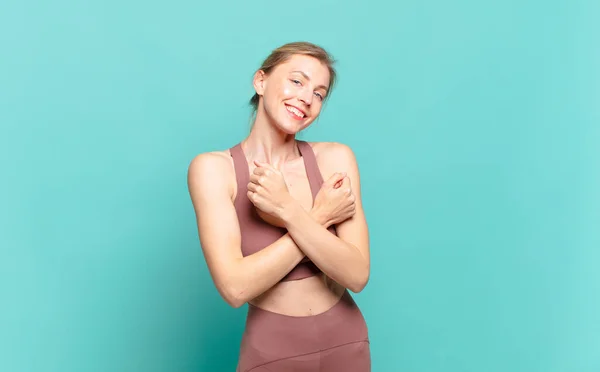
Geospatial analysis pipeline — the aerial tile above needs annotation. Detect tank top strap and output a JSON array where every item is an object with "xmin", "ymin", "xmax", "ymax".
[
  {"xmin": 296, "ymin": 140, "xmax": 324, "ymax": 199},
  {"xmin": 229, "ymin": 142, "xmax": 250, "ymax": 202}
]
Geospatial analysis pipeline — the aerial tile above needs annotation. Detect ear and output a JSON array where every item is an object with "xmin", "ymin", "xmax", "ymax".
[{"xmin": 253, "ymin": 70, "xmax": 267, "ymax": 96}]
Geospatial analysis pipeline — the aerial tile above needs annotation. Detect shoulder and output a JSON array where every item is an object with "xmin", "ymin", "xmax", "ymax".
[
  {"xmin": 187, "ymin": 149, "xmax": 236, "ymax": 199},
  {"xmin": 187, "ymin": 149, "xmax": 234, "ymax": 179},
  {"xmin": 188, "ymin": 149, "xmax": 232, "ymax": 171},
  {"xmin": 306, "ymin": 141, "xmax": 358, "ymax": 167},
  {"xmin": 305, "ymin": 141, "xmax": 360, "ymax": 184}
]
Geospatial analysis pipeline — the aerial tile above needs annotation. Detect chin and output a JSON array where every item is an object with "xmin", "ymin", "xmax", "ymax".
[
  {"xmin": 271, "ymin": 117, "xmax": 305, "ymax": 135},
  {"xmin": 276, "ymin": 122, "xmax": 304, "ymax": 135}
]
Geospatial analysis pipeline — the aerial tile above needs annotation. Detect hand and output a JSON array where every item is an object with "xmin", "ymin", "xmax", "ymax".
[
  {"xmin": 312, "ymin": 172, "xmax": 356, "ymax": 227},
  {"xmin": 247, "ymin": 160, "xmax": 296, "ymax": 222}
]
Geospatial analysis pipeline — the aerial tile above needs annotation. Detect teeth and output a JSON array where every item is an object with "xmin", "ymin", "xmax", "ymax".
[{"xmin": 286, "ymin": 105, "xmax": 305, "ymax": 118}]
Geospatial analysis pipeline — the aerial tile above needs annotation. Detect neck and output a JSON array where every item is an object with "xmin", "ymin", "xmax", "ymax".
[{"xmin": 242, "ymin": 109, "xmax": 300, "ymax": 168}]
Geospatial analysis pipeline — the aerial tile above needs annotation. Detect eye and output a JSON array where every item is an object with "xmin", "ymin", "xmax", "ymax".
[
  {"xmin": 314, "ymin": 92, "xmax": 324, "ymax": 101},
  {"xmin": 291, "ymin": 79, "xmax": 302, "ymax": 85}
]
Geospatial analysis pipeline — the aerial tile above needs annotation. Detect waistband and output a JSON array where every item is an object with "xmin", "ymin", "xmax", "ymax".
[{"xmin": 241, "ymin": 290, "xmax": 369, "ymax": 357}]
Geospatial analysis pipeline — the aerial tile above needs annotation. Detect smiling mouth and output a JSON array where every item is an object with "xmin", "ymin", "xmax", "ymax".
[{"xmin": 285, "ymin": 104, "xmax": 306, "ymax": 120}]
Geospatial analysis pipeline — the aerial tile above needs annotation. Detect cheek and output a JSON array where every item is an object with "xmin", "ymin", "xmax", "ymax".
[
  {"xmin": 282, "ymin": 84, "xmax": 293, "ymax": 97},
  {"xmin": 266, "ymin": 82, "xmax": 292, "ymax": 102},
  {"xmin": 311, "ymin": 103, "xmax": 323, "ymax": 115}
]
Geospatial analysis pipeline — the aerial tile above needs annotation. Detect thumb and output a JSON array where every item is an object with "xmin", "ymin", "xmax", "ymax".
[
  {"xmin": 326, "ymin": 172, "xmax": 346, "ymax": 188},
  {"xmin": 253, "ymin": 160, "xmax": 271, "ymax": 169},
  {"xmin": 339, "ymin": 175, "xmax": 351, "ymax": 188},
  {"xmin": 254, "ymin": 160, "xmax": 280, "ymax": 174}
]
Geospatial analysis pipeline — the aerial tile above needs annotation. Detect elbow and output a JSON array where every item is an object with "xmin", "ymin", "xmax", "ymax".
[
  {"xmin": 218, "ymin": 282, "xmax": 247, "ymax": 308},
  {"xmin": 349, "ymin": 279, "xmax": 368, "ymax": 293},
  {"xmin": 224, "ymin": 287, "xmax": 247, "ymax": 308},
  {"xmin": 225, "ymin": 296, "xmax": 246, "ymax": 309},
  {"xmin": 348, "ymin": 267, "xmax": 370, "ymax": 293}
]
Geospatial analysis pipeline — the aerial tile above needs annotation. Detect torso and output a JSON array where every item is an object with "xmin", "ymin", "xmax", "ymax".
[{"xmin": 221, "ymin": 141, "xmax": 346, "ymax": 316}]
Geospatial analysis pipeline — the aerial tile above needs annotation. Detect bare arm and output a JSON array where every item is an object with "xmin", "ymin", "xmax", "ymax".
[
  {"xmin": 282, "ymin": 143, "xmax": 370, "ymax": 293},
  {"xmin": 188, "ymin": 152, "xmax": 322, "ymax": 307}
]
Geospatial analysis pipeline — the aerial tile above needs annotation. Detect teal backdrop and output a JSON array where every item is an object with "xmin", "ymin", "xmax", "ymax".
[{"xmin": 1, "ymin": 0, "xmax": 599, "ymax": 371}]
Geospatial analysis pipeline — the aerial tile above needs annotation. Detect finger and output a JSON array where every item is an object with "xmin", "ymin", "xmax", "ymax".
[
  {"xmin": 326, "ymin": 172, "xmax": 346, "ymax": 187},
  {"xmin": 249, "ymin": 174, "xmax": 261, "ymax": 184},
  {"xmin": 340, "ymin": 177, "xmax": 352, "ymax": 194},
  {"xmin": 247, "ymin": 190, "xmax": 256, "ymax": 204},
  {"xmin": 254, "ymin": 160, "xmax": 276, "ymax": 171},
  {"xmin": 252, "ymin": 166, "xmax": 267, "ymax": 176},
  {"xmin": 338, "ymin": 175, "xmax": 350, "ymax": 188},
  {"xmin": 247, "ymin": 190, "xmax": 265, "ymax": 205},
  {"xmin": 253, "ymin": 167, "xmax": 276, "ymax": 179},
  {"xmin": 247, "ymin": 182, "xmax": 259, "ymax": 193},
  {"xmin": 333, "ymin": 176, "xmax": 345, "ymax": 189}
]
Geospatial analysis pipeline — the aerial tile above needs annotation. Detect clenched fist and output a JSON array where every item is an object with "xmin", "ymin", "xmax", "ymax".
[
  {"xmin": 247, "ymin": 160, "xmax": 295, "ymax": 224},
  {"xmin": 312, "ymin": 172, "xmax": 356, "ymax": 228}
]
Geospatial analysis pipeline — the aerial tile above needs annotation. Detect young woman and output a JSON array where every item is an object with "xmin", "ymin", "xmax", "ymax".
[{"xmin": 187, "ymin": 41, "xmax": 371, "ymax": 371}]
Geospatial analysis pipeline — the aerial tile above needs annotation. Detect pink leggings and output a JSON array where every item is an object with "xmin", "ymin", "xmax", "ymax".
[{"xmin": 236, "ymin": 290, "xmax": 370, "ymax": 372}]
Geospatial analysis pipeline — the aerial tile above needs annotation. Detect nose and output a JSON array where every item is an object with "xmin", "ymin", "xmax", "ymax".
[{"xmin": 298, "ymin": 87, "xmax": 313, "ymax": 106}]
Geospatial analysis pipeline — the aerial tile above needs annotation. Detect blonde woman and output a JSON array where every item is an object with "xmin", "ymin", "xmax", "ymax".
[{"xmin": 188, "ymin": 41, "xmax": 371, "ymax": 371}]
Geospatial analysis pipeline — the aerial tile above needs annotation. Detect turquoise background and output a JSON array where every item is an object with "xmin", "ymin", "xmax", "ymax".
[{"xmin": 1, "ymin": 0, "xmax": 599, "ymax": 371}]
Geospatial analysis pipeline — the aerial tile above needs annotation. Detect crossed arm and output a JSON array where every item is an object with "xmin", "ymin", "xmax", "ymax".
[
  {"xmin": 278, "ymin": 143, "xmax": 370, "ymax": 293},
  {"xmin": 187, "ymin": 143, "xmax": 369, "ymax": 308}
]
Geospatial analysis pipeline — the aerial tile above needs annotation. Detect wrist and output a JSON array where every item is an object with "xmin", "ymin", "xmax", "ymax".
[
  {"xmin": 279, "ymin": 198, "xmax": 302, "ymax": 225},
  {"xmin": 309, "ymin": 206, "xmax": 329, "ymax": 227}
]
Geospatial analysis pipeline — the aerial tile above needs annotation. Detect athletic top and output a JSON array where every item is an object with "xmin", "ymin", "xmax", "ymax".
[{"xmin": 229, "ymin": 140, "xmax": 337, "ymax": 282}]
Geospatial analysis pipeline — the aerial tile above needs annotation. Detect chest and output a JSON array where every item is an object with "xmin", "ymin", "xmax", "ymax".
[
  {"xmin": 281, "ymin": 164, "xmax": 314, "ymax": 211},
  {"xmin": 238, "ymin": 159, "xmax": 313, "ymax": 208},
  {"xmin": 238, "ymin": 161, "xmax": 315, "ymax": 250}
]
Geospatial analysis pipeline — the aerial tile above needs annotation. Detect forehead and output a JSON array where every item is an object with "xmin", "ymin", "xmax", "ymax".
[{"xmin": 276, "ymin": 55, "xmax": 331, "ymax": 86}]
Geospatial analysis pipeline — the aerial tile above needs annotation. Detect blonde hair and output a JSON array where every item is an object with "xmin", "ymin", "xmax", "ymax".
[{"xmin": 249, "ymin": 41, "xmax": 337, "ymax": 113}]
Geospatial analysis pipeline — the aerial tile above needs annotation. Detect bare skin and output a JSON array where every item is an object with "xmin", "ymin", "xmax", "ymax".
[{"xmin": 187, "ymin": 55, "xmax": 370, "ymax": 316}]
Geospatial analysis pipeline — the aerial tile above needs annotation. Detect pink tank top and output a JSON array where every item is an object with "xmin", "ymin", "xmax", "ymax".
[{"xmin": 229, "ymin": 140, "xmax": 337, "ymax": 282}]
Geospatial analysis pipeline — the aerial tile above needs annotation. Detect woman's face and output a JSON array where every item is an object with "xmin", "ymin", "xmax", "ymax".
[{"xmin": 255, "ymin": 55, "xmax": 331, "ymax": 134}]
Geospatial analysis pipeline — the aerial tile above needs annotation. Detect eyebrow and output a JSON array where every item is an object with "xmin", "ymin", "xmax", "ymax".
[{"xmin": 291, "ymin": 70, "xmax": 329, "ymax": 92}]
